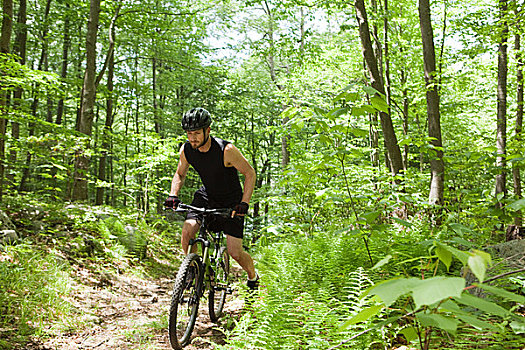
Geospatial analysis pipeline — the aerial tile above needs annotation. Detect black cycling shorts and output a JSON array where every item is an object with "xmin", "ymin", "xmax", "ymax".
[{"xmin": 186, "ymin": 187, "xmax": 244, "ymax": 239}]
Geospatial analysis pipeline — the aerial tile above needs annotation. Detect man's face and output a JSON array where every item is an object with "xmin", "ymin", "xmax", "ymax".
[{"xmin": 187, "ymin": 128, "xmax": 207, "ymax": 149}]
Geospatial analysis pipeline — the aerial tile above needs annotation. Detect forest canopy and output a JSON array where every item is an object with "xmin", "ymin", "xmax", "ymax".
[{"xmin": 0, "ymin": 0, "xmax": 525, "ymax": 349}]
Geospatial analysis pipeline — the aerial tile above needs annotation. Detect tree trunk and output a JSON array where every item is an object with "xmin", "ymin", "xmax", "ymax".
[
  {"xmin": 56, "ymin": 2, "xmax": 71, "ymax": 125},
  {"xmin": 419, "ymin": 0, "xmax": 445, "ymax": 206},
  {"xmin": 72, "ymin": 0, "xmax": 101, "ymax": 201},
  {"xmin": 96, "ymin": 51, "xmax": 114, "ymax": 205},
  {"xmin": 18, "ymin": 0, "xmax": 52, "ymax": 192},
  {"xmin": 261, "ymin": 1, "xmax": 289, "ymax": 169},
  {"xmin": 496, "ymin": 0, "xmax": 508, "ymax": 206},
  {"xmin": 513, "ymin": 9, "xmax": 523, "ymax": 226},
  {"xmin": 8, "ymin": 0, "xmax": 27, "ymax": 187},
  {"xmin": 355, "ymin": 0, "xmax": 404, "ymax": 176},
  {"xmin": 95, "ymin": 6, "xmax": 119, "ymax": 205},
  {"xmin": 0, "ymin": 0, "xmax": 14, "ymax": 202},
  {"xmin": 383, "ymin": 0, "xmax": 392, "ymax": 109}
]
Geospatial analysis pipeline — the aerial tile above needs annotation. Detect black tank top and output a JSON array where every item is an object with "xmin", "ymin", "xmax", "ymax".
[{"xmin": 183, "ymin": 137, "xmax": 243, "ymax": 206}]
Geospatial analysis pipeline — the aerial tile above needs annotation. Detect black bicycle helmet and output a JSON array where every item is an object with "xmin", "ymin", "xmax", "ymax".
[{"xmin": 181, "ymin": 107, "xmax": 212, "ymax": 131}]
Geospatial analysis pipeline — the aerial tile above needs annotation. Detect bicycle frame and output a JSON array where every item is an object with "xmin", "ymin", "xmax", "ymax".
[
  {"xmin": 167, "ymin": 203, "xmax": 232, "ymax": 349},
  {"xmin": 188, "ymin": 224, "xmax": 227, "ymax": 295}
]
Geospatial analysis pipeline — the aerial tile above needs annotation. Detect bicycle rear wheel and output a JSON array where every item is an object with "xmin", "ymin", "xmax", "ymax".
[
  {"xmin": 209, "ymin": 246, "xmax": 230, "ymax": 322},
  {"xmin": 169, "ymin": 253, "xmax": 202, "ymax": 349}
]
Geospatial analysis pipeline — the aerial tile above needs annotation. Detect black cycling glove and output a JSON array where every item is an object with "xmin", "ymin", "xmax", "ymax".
[
  {"xmin": 164, "ymin": 195, "xmax": 181, "ymax": 208},
  {"xmin": 233, "ymin": 202, "xmax": 249, "ymax": 215}
]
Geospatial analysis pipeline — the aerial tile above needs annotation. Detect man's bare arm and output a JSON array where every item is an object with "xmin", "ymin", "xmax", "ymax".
[
  {"xmin": 170, "ymin": 145, "xmax": 190, "ymax": 196},
  {"xmin": 224, "ymin": 143, "xmax": 256, "ymax": 204}
]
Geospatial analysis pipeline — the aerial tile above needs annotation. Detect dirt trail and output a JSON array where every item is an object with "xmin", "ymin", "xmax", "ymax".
[{"xmin": 24, "ymin": 266, "xmax": 245, "ymax": 350}]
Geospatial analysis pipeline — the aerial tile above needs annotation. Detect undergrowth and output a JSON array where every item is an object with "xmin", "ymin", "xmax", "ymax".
[
  {"xmin": 0, "ymin": 243, "xmax": 74, "ymax": 348},
  {"xmin": 0, "ymin": 194, "xmax": 182, "ymax": 348},
  {"xmin": 219, "ymin": 229, "xmax": 386, "ymax": 349}
]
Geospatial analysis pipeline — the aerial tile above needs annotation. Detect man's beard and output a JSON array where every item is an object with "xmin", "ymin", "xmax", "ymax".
[{"xmin": 191, "ymin": 130, "xmax": 209, "ymax": 149}]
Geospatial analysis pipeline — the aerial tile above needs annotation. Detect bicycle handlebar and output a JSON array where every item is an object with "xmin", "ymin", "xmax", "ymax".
[{"xmin": 164, "ymin": 203, "xmax": 233, "ymax": 218}]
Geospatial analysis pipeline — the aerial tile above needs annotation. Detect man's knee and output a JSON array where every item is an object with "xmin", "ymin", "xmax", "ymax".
[
  {"xmin": 227, "ymin": 245, "xmax": 244, "ymax": 261},
  {"xmin": 182, "ymin": 219, "xmax": 199, "ymax": 237}
]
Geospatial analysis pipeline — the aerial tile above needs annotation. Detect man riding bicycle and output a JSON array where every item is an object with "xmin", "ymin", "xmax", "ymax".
[{"xmin": 164, "ymin": 107, "xmax": 259, "ymax": 291}]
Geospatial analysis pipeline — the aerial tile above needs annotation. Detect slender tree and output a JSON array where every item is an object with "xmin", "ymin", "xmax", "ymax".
[
  {"xmin": 418, "ymin": 0, "xmax": 444, "ymax": 206},
  {"xmin": 0, "ymin": 0, "xmax": 14, "ymax": 201},
  {"xmin": 56, "ymin": 1, "xmax": 71, "ymax": 125},
  {"xmin": 512, "ymin": 4, "xmax": 523, "ymax": 226},
  {"xmin": 355, "ymin": 0, "xmax": 404, "ymax": 176},
  {"xmin": 495, "ymin": 0, "xmax": 508, "ymax": 208},
  {"xmin": 71, "ymin": 0, "xmax": 101, "ymax": 201},
  {"xmin": 8, "ymin": 0, "xmax": 27, "ymax": 187}
]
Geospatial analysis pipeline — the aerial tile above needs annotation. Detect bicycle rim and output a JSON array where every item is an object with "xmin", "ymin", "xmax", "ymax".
[
  {"xmin": 209, "ymin": 246, "xmax": 230, "ymax": 322},
  {"xmin": 169, "ymin": 253, "xmax": 202, "ymax": 349}
]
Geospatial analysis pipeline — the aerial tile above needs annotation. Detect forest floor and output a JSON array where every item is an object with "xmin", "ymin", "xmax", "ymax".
[{"xmin": 21, "ymin": 261, "xmax": 246, "ymax": 350}]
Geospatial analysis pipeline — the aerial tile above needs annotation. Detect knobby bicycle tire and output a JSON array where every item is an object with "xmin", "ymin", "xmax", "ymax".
[
  {"xmin": 169, "ymin": 253, "xmax": 202, "ymax": 349},
  {"xmin": 208, "ymin": 246, "xmax": 230, "ymax": 322}
]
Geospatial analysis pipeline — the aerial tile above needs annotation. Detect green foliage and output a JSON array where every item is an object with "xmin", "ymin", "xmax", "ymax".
[
  {"xmin": 220, "ymin": 230, "xmax": 380, "ymax": 349},
  {"xmin": 341, "ymin": 241, "xmax": 525, "ymax": 348},
  {"xmin": 0, "ymin": 243, "xmax": 73, "ymax": 344}
]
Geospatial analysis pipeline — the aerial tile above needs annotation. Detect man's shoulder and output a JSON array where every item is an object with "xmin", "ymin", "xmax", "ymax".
[{"xmin": 213, "ymin": 137, "xmax": 232, "ymax": 150}]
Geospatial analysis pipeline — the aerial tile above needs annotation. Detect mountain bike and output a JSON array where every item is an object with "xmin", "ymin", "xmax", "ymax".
[{"xmin": 168, "ymin": 203, "xmax": 232, "ymax": 349}]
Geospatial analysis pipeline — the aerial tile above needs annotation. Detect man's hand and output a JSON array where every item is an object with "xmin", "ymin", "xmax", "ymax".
[
  {"xmin": 164, "ymin": 195, "xmax": 181, "ymax": 208},
  {"xmin": 232, "ymin": 202, "xmax": 249, "ymax": 217}
]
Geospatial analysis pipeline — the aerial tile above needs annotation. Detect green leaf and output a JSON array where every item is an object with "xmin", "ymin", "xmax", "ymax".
[
  {"xmin": 361, "ymin": 105, "xmax": 376, "ymax": 113},
  {"xmin": 435, "ymin": 241, "xmax": 469, "ymax": 265},
  {"xmin": 349, "ymin": 127, "xmax": 368, "ymax": 137},
  {"xmin": 507, "ymin": 198, "xmax": 525, "ymax": 211},
  {"xmin": 416, "ymin": 312, "xmax": 459, "ymax": 334},
  {"xmin": 313, "ymin": 106, "xmax": 327, "ymax": 116},
  {"xmin": 398, "ymin": 326, "xmax": 419, "ymax": 342},
  {"xmin": 329, "ymin": 107, "xmax": 350, "ymax": 118},
  {"xmin": 448, "ymin": 223, "xmax": 474, "ymax": 237},
  {"xmin": 435, "ymin": 243, "xmax": 453, "ymax": 271},
  {"xmin": 467, "ymin": 250, "xmax": 491, "ymax": 283},
  {"xmin": 411, "ymin": 277, "xmax": 465, "ymax": 309},
  {"xmin": 360, "ymin": 211, "xmax": 381, "ymax": 224},
  {"xmin": 456, "ymin": 314, "xmax": 499, "ymax": 331},
  {"xmin": 474, "ymin": 283, "xmax": 525, "ymax": 304},
  {"xmin": 371, "ymin": 255, "xmax": 392, "ymax": 270},
  {"xmin": 392, "ymin": 217, "xmax": 412, "ymax": 227},
  {"xmin": 368, "ymin": 278, "xmax": 420, "ymax": 307},
  {"xmin": 468, "ymin": 255, "xmax": 486, "ymax": 283},
  {"xmin": 370, "ymin": 95, "xmax": 389, "ymax": 113},
  {"xmin": 510, "ymin": 321, "xmax": 525, "ymax": 334},
  {"xmin": 280, "ymin": 106, "xmax": 299, "ymax": 120},
  {"xmin": 333, "ymin": 91, "xmax": 347, "ymax": 102},
  {"xmin": 455, "ymin": 293, "xmax": 512, "ymax": 318},
  {"xmin": 363, "ymin": 86, "xmax": 380, "ymax": 95},
  {"xmin": 339, "ymin": 305, "xmax": 384, "ymax": 329}
]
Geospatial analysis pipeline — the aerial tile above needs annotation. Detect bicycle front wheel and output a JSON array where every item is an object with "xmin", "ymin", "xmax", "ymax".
[
  {"xmin": 169, "ymin": 253, "xmax": 202, "ymax": 349},
  {"xmin": 209, "ymin": 246, "xmax": 230, "ymax": 322}
]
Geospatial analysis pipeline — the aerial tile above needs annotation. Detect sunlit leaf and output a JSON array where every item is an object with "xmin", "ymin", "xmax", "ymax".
[
  {"xmin": 392, "ymin": 217, "xmax": 412, "ymax": 227},
  {"xmin": 370, "ymin": 95, "xmax": 389, "ymax": 113},
  {"xmin": 456, "ymin": 314, "xmax": 499, "ymax": 331},
  {"xmin": 416, "ymin": 312, "xmax": 459, "ymax": 334},
  {"xmin": 475, "ymin": 283, "xmax": 525, "ymax": 304},
  {"xmin": 507, "ymin": 198, "xmax": 525, "ymax": 211},
  {"xmin": 339, "ymin": 305, "xmax": 384, "ymax": 329},
  {"xmin": 468, "ymin": 250, "xmax": 491, "ymax": 283},
  {"xmin": 398, "ymin": 326, "xmax": 419, "ymax": 342},
  {"xmin": 371, "ymin": 255, "xmax": 392, "ymax": 270},
  {"xmin": 368, "ymin": 278, "xmax": 420, "ymax": 307},
  {"xmin": 411, "ymin": 277, "xmax": 465, "ymax": 309},
  {"xmin": 435, "ymin": 243, "xmax": 452, "ymax": 271},
  {"xmin": 455, "ymin": 293, "xmax": 512, "ymax": 318}
]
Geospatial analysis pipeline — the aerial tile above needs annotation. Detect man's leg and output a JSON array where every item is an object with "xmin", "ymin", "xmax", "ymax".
[
  {"xmin": 226, "ymin": 235, "xmax": 256, "ymax": 280},
  {"xmin": 181, "ymin": 219, "xmax": 200, "ymax": 255}
]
